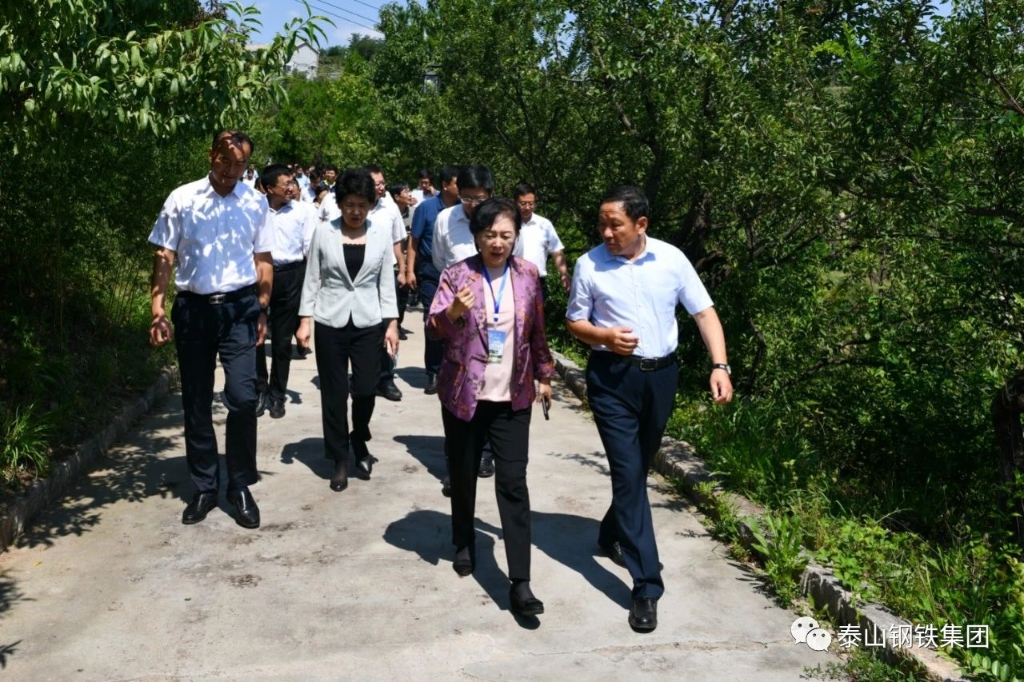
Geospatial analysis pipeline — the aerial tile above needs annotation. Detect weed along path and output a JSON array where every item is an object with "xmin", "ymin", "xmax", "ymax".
[{"xmin": 0, "ymin": 325, "xmax": 835, "ymax": 679}]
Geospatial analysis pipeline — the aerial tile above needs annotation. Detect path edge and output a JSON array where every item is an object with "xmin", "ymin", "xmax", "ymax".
[{"xmin": 0, "ymin": 366, "xmax": 180, "ymax": 553}]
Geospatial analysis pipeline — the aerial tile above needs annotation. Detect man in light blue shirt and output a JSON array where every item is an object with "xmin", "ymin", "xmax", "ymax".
[{"xmin": 567, "ymin": 185, "xmax": 733, "ymax": 633}]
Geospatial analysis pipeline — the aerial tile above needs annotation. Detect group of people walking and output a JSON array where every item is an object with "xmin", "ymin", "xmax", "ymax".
[{"xmin": 148, "ymin": 129, "xmax": 733, "ymax": 633}]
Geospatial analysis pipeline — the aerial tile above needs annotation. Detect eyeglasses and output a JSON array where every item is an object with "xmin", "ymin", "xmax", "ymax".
[{"xmin": 460, "ymin": 196, "xmax": 489, "ymax": 206}]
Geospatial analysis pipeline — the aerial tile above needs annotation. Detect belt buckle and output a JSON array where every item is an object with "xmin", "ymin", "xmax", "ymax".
[
  {"xmin": 639, "ymin": 358, "xmax": 657, "ymax": 371},
  {"xmin": 208, "ymin": 293, "xmax": 226, "ymax": 305}
]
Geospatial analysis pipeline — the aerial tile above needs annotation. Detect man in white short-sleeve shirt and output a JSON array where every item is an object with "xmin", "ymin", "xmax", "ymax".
[
  {"xmin": 513, "ymin": 183, "xmax": 570, "ymax": 292},
  {"xmin": 148, "ymin": 130, "xmax": 272, "ymax": 531},
  {"xmin": 366, "ymin": 165, "xmax": 408, "ymax": 402},
  {"xmin": 566, "ymin": 185, "xmax": 733, "ymax": 634},
  {"xmin": 255, "ymin": 164, "xmax": 318, "ymax": 420},
  {"xmin": 432, "ymin": 164, "xmax": 523, "ymax": 273}
]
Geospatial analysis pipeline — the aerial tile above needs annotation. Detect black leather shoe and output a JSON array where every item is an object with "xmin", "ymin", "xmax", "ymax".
[
  {"xmin": 629, "ymin": 598, "xmax": 658, "ymax": 632},
  {"xmin": 255, "ymin": 391, "xmax": 268, "ymax": 417},
  {"xmin": 509, "ymin": 582, "xmax": 545, "ymax": 616},
  {"xmin": 441, "ymin": 475, "xmax": 452, "ymax": 497},
  {"xmin": 352, "ymin": 440, "xmax": 373, "ymax": 479},
  {"xmin": 424, "ymin": 372, "xmax": 438, "ymax": 395},
  {"xmin": 182, "ymin": 491, "xmax": 217, "ymax": 525},
  {"xmin": 227, "ymin": 489, "xmax": 260, "ymax": 528},
  {"xmin": 376, "ymin": 380, "xmax": 403, "ymax": 402},
  {"xmin": 268, "ymin": 395, "xmax": 285, "ymax": 419},
  {"xmin": 329, "ymin": 459, "xmax": 348, "ymax": 492},
  {"xmin": 452, "ymin": 546, "xmax": 474, "ymax": 577},
  {"xmin": 478, "ymin": 453, "xmax": 495, "ymax": 478},
  {"xmin": 599, "ymin": 540, "xmax": 627, "ymax": 568},
  {"xmin": 398, "ymin": 328, "xmax": 409, "ymax": 340}
]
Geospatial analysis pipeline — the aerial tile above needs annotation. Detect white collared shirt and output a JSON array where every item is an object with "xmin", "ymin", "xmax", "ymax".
[
  {"xmin": 566, "ymin": 236, "xmax": 713, "ymax": 358},
  {"xmin": 148, "ymin": 176, "xmax": 272, "ymax": 295},
  {"xmin": 432, "ymin": 203, "xmax": 524, "ymax": 272},
  {"xmin": 318, "ymin": 192, "xmax": 340, "ymax": 222},
  {"xmin": 518, "ymin": 213, "xmax": 564, "ymax": 277},
  {"xmin": 269, "ymin": 199, "xmax": 318, "ymax": 266},
  {"xmin": 369, "ymin": 198, "xmax": 406, "ymax": 267}
]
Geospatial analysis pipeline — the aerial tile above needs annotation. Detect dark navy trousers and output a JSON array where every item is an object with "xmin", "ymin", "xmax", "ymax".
[
  {"xmin": 172, "ymin": 292, "xmax": 260, "ymax": 495},
  {"xmin": 416, "ymin": 261, "xmax": 444, "ymax": 375},
  {"xmin": 586, "ymin": 352, "xmax": 678, "ymax": 600}
]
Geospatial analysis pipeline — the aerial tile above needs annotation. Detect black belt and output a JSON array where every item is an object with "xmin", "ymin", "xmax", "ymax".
[
  {"xmin": 274, "ymin": 259, "xmax": 306, "ymax": 273},
  {"xmin": 596, "ymin": 351, "xmax": 676, "ymax": 372},
  {"xmin": 177, "ymin": 284, "xmax": 256, "ymax": 305}
]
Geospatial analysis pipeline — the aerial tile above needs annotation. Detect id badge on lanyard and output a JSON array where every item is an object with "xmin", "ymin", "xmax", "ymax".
[
  {"xmin": 487, "ymin": 329, "xmax": 507, "ymax": 364},
  {"xmin": 483, "ymin": 262, "xmax": 510, "ymax": 364}
]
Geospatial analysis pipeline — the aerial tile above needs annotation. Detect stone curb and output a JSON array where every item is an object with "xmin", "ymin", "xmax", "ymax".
[
  {"xmin": 0, "ymin": 366, "xmax": 180, "ymax": 553},
  {"xmin": 552, "ymin": 350, "xmax": 966, "ymax": 682}
]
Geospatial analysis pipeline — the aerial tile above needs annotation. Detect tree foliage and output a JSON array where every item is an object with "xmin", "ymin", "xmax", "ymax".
[
  {"xmin": 0, "ymin": 1, "xmax": 326, "ymax": 483},
  {"xmin": 0, "ymin": 0, "xmax": 325, "ymax": 152}
]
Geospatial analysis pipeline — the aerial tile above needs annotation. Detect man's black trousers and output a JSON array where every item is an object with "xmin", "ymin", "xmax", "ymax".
[
  {"xmin": 172, "ymin": 291, "xmax": 260, "ymax": 495},
  {"xmin": 256, "ymin": 261, "xmax": 305, "ymax": 400}
]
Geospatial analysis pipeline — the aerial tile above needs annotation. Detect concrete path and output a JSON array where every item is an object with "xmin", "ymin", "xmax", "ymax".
[{"xmin": 0, "ymin": 317, "xmax": 835, "ymax": 679}]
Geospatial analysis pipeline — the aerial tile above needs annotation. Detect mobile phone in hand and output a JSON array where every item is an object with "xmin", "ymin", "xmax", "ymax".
[{"xmin": 541, "ymin": 395, "xmax": 550, "ymax": 420}]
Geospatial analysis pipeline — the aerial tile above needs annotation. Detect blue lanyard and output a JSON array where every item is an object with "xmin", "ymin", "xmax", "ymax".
[{"xmin": 481, "ymin": 261, "xmax": 510, "ymax": 324}]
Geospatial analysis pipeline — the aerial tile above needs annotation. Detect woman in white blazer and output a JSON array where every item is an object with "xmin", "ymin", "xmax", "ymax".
[{"xmin": 297, "ymin": 169, "xmax": 400, "ymax": 491}]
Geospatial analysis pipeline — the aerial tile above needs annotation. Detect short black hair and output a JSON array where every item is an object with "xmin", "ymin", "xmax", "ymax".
[
  {"xmin": 335, "ymin": 169, "xmax": 376, "ymax": 205},
  {"xmin": 324, "ymin": 164, "xmax": 338, "ymax": 173},
  {"xmin": 599, "ymin": 185, "xmax": 650, "ymax": 221},
  {"xmin": 388, "ymin": 182, "xmax": 410, "ymax": 199},
  {"xmin": 457, "ymin": 164, "xmax": 494, "ymax": 192},
  {"xmin": 440, "ymin": 165, "xmax": 460, "ymax": 185},
  {"xmin": 363, "ymin": 164, "xmax": 383, "ymax": 175},
  {"xmin": 260, "ymin": 163, "xmax": 292, "ymax": 190},
  {"xmin": 212, "ymin": 130, "xmax": 254, "ymax": 155},
  {"xmin": 417, "ymin": 168, "xmax": 432, "ymax": 180},
  {"xmin": 469, "ymin": 197, "xmax": 521, "ymax": 236},
  {"xmin": 513, "ymin": 183, "xmax": 535, "ymax": 201}
]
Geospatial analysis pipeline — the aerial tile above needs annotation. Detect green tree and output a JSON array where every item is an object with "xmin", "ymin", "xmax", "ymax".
[{"xmin": 0, "ymin": 0, "xmax": 327, "ymax": 483}]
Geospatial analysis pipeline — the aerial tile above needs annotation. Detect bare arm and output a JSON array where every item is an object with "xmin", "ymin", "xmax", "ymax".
[
  {"xmin": 406, "ymin": 235, "xmax": 419, "ymax": 289},
  {"xmin": 149, "ymin": 248, "xmax": 175, "ymax": 346},
  {"xmin": 394, "ymin": 240, "xmax": 406, "ymax": 286},
  {"xmin": 551, "ymin": 250, "xmax": 569, "ymax": 291},
  {"xmin": 254, "ymin": 252, "xmax": 273, "ymax": 346},
  {"xmin": 692, "ymin": 306, "xmax": 733, "ymax": 404}
]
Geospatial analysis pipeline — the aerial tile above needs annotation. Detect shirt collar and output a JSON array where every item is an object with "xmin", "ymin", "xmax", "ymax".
[
  {"xmin": 600, "ymin": 236, "xmax": 652, "ymax": 263},
  {"xmin": 202, "ymin": 175, "xmax": 247, "ymax": 199},
  {"xmin": 269, "ymin": 199, "xmax": 293, "ymax": 214}
]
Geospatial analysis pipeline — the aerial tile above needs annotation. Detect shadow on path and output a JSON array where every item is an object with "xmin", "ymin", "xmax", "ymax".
[
  {"xmin": 14, "ymin": 400, "xmax": 187, "ymax": 550},
  {"xmin": 384, "ymin": 507, "xmax": 633, "ymax": 622},
  {"xmin": 383, "ymin": 509, "xmax": 532, "ymax": 625},
  {"xmin": 395, "ymin": 367, "xmax": 428, "ymax": 391},
  {"xmin": 392, "ymin": 434, "xmax": 446, "ymax": 482},
  {"xmin": 280, "ymin": 437, "xmax": 332, "ymax": 481},
  {"xmin": 532, "ymin": 510, "xmax": 632, "ymax": 609}
]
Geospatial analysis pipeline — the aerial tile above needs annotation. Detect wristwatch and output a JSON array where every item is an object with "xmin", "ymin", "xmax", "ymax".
[
  {"xmin": 259, "ymin": 306, "xmax": 269, "ymax": 316},
  {"xmin": 712, "ymin": 363, "xmax": 731, "ymax": 375}
]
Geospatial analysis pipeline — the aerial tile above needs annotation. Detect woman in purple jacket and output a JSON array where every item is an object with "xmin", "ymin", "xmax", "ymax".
[{"xmin": 427, "ymin": 197, "xmax": 555, "ymax": 617}]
